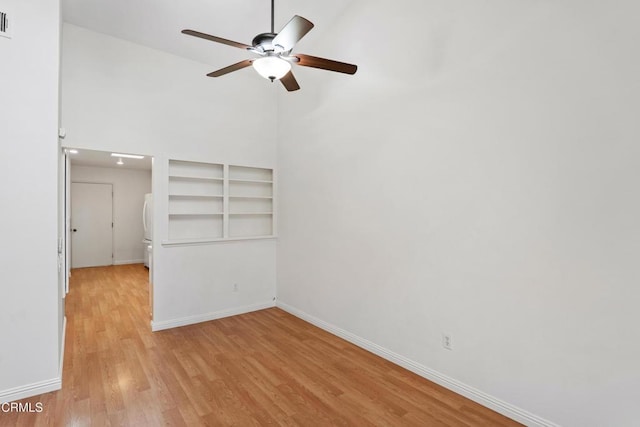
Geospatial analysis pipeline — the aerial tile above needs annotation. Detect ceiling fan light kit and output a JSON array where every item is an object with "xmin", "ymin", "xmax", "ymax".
[
  {"xmin": 253, "ymin": 56, "xmax": 291, "ymax": 81},
  {"xmin": 181, "ymin": 0, "xmax": 357, "ymax": 91}
]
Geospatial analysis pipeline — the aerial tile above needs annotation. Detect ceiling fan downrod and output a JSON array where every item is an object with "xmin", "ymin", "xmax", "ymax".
[{"xmin": 271, "ymin": 0, "xmax": 275, "ymax": 34}]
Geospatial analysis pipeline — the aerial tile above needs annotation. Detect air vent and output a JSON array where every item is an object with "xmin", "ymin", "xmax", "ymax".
[{"xmin": 0, "ymin": 11, "xmax": 11, "ymax": 39}]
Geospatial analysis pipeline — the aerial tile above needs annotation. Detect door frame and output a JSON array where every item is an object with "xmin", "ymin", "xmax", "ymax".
[
  {"xmin": 64, "ymin": 150, "xmax": 71, "ymax": 294},
  {"xmin": 59, "ymin": 147, "xmax": 155, "ymax": 322}
]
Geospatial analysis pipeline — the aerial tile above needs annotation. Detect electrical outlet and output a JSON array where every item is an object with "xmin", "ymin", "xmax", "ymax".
[
  {"xmin": 442, "ymin": 334, "xmax": 453, "ymax": 351},
  {"xmin": 233, "ymin": 283, "xmax": 238, "ymax": 292}
]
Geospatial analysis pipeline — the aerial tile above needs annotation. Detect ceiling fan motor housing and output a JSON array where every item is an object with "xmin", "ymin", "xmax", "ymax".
[{"xmin": 252, "ymin": 33, "xmax": 277, "ymax": 52}]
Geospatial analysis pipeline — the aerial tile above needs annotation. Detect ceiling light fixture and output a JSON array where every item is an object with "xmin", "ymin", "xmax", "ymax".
[
  {"xmin": 252, "ymin": 56, "xmax": 291, "ymax": 81},
  {"xmin": 111, "ymin": 153, "xmax": 144, "ymax": 159},
  {"xmin": 181, "ymin": 0, "xmax": 358, "ymax": 92},
  {"xmin": 117, "ymin": 158, "xmax": 124, "ymax": 165},
  {"xmin": 68, "ymin": 149, "xmax": 78, "ymax": 154}
]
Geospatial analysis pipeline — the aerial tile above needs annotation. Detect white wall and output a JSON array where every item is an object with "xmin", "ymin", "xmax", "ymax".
[
  {"xmin": 0, "ymin": 0, "xmax": 62, "ymax": 401},
  {"xmin": 61, "ymin": 24, "xmax": 277, "ymax": 329},
  {"xmin": 276, "ymin": 1, "xmax": 640, "ymax": 426},
  {"xmin": 71, "ymin": 165, "xmax": 152, "ymax": 265}
]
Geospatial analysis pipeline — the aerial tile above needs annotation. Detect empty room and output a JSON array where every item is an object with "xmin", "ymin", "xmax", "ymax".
[{"xmin": 1, "ymin": 0, "xmax": 638, "ymax": 426}]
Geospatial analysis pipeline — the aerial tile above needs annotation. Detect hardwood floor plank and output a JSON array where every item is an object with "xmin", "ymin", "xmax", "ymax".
[{"xmin": 0, "ymin": 264, "xmax": 522, "ymax": 426}]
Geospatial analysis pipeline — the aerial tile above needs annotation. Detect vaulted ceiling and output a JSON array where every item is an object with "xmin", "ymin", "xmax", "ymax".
[{"xmin": 62, "ymin": 0, "xmax": 353, "ymax": 68}]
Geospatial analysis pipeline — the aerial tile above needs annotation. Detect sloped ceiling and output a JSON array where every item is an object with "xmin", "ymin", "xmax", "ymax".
[{"xmin": 62, "ymin": 0, "xmax": 353, "ymax": 68}]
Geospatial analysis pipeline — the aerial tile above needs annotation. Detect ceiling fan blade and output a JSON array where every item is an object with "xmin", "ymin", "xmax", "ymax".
[
  {"xmin": 295, "ymin": 54, "xmax": 358, "ymax": 75},
  {"xmin": 207, "ymin": 60, "xmax": 253, "ymax": 77},
  {"xmin": 280, "ymin": 71, "xmax": 301, "ymax": 92},
  {"xmin": 182, "ymin": 29, "xmax": 251, "ymax": 50},
  {"xmin": 272, "ymin": 16, "xmax": 314, "ymax": 52}
]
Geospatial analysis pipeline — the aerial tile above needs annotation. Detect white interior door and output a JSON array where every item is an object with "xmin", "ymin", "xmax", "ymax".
[{"xmin": 71, "ymin": 182, "xmax": 113, "ymax": 268}]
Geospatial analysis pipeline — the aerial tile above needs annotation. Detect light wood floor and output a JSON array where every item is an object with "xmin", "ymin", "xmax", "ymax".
[{"xmin": 2, "ymin": 264, "xmax": 520, "ymax": 426}]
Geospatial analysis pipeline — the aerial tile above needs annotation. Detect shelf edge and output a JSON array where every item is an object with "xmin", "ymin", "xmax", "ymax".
[{"xmin": 161, "ymin": 235, "xmax": 278, "ymax": 247}]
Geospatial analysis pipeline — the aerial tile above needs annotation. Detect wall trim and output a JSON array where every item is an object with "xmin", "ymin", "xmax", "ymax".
[
  {"xmin": 59, "ymin": 316, "xmax": 67, "ymax": 378},
  {"xmin": 113, "ymin": 259, "xmax": 144, "ymax": 265},
  {"xmin": 0, "ymin": 316, "xmax": 66, "ymax": 403},
  {"xmin": 277, "ymin": 301, "xmax": 559, "ymax": 427},
  {"xmin": 0, "ymin": 378, "xmax": 61, "ymax": 404},
  {"xmin": 151, "ymin": 300, "xmax": 276, "ymax": 332}
]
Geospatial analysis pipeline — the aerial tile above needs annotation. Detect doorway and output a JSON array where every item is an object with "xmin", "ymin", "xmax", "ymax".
[
  {"xmin": 63, "ymin": 148, "xmax": 153, "ymax": 291},
  {"xmin": 71, "ymin": 182, "xmax": 114, "ymax": 268}
]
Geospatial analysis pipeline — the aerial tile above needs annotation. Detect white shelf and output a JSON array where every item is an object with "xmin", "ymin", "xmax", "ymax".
[
  {"xmin": 169, "ymin": 213, "xmax": 223, "ymax": 217},
  {"xmin": 162, "ymin": 235, "xmax": 277, "ymax": 247},
  {"xmin": 228, "ymin": 165, "xmax": 274, "ymax": 238},
  {"xmin": 229, "ymin": 212, "xmax": 273, "ymax": 216},
  {"xmin": 228, "ymin": 195, "xmax": 273, "ymax": 200},
  {"xmin": 228, "ymin": 165, "xmax": 272, "ymax": 182},
  {"xmin": 168, "ymin": 160, "xmax": 225, "ymax": 240},
  {"xmin": 169, "ymin": 175, "xmax": 224, "ymax": 181},
  {"xmin": 169, "ymin": 194, "xmax": 224, "ymax": 199},
  {"xmin": 228, "ymin": 178, "xmax": 273, "ymax": 184}
]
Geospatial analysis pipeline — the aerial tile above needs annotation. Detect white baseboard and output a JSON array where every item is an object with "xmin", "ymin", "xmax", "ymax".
[
  {"xmin": 276, "ymin": 301, "xmax": 558, "ymax": 427},
  {"xmin": 113, "ymin": 259, "xmax": 144, "ymax": 265},
  {"xmin": 0, "ymin": 378, "xmax": 61, "ymax": 404},
  {"xmin": 151, "ymin": 301, "xmax": 276, "ymax": 332},
  {"xmin": 0, "ymin": 318, "xmax": 66, "ymax": 404}
]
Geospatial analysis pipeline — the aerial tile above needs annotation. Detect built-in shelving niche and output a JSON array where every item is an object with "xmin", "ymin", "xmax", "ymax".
[{"xmin": 166, "ymin": 160, "xmax": 274, "ymax": 245}]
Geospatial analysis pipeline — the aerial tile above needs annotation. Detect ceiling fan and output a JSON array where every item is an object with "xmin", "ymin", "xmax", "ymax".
[{"xmin": 181, "ymin": 0, "xmax": 358, "ymax": 91}]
